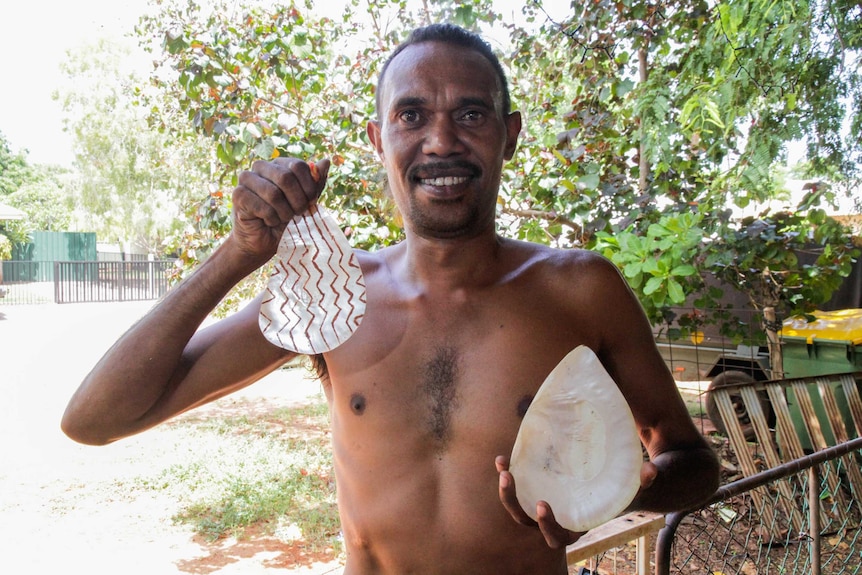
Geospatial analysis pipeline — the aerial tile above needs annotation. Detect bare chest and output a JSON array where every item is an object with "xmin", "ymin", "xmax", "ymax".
[{"xmin": 323, "ymin": 293, "xmax": 587, "ymax": 450}]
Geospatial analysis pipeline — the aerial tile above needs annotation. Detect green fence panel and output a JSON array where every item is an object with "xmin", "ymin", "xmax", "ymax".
[{"xmin": 10, "ymin": 232, "xmax": 98, "ymax": 281}]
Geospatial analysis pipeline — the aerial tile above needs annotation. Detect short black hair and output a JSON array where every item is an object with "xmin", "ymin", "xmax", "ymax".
[{"xmin": 375, "ymin": 23, "xmax": 512, "ymax": 116}]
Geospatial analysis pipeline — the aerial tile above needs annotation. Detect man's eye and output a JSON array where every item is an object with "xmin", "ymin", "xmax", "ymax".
[
  {"xmin": 460, "ymin": 110, "xmax": 484, "ymax": 123},
  {"xmin": 399, "ymin": 110, "xmax": 421, "ymax": 123}
]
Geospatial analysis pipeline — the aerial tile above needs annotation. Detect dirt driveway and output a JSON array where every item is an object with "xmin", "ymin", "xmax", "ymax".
[{"xmin": 0, "ymin": 301, "xmax": 343, "ymax": 575}]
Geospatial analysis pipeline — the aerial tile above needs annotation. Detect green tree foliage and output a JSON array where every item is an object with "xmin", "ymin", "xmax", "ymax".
[
  {"xmin": 6, "ymin": 166, "xmax": 76, "ymax": 232},
  {"xmin": 56, "ymin": 38, "xmax": 213, "ymax": 255},
  {"xmin": 0, "ymin": 131, "xmax": 75, "ymax": 246},
  {"xmin": 133, "ymin": 0, "xmax": 859, "ymax": 328},
  {"xmin": 0, "ymin": 131, "xmax": 35, "ymax": 197},
  {"xmin": 135, "ymin": 0, "xmax": 499, "ymax": 305},
  {"xmin": 0, "ymin": 132, "xmax": 30, "ymax": 247},
  {"xmin": 0, "ymin": 233, "xmax": 11, "ymax": 261},
  {"xmin": 510, "ymin": 0, "xmax": 859, "ymax": 335}
]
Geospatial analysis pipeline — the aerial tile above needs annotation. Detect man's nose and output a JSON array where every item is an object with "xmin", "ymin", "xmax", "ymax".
[{"xmin": 422, "ymin": 117, "xmax": 467, "ymax": 157}]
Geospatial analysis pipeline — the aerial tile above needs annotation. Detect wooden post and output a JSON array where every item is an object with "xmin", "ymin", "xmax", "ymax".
[
  {"xmin": 764, "ymin": 306, "xmax": 784, "ymax": 380},
  {"xmin": 809, "ymin": 465, "xmax": 821, "ymax": 575},
  {"xmin": 636, "ymin": 533, "xmax": 650, "ymax": 575}
]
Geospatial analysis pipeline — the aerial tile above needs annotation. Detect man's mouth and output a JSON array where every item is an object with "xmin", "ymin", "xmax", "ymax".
[
  {"xmin": 411, "ymin": 161, "xmax": 480, "ymax": 189},
  {"xmin": 419, "ymin": 176, "xmax": 470, "ymax": 187}
]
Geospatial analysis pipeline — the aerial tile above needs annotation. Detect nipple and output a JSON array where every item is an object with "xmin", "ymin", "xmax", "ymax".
[{"xmin": 350, "ymin": 393, "xmax": 366, "ymax": 415}]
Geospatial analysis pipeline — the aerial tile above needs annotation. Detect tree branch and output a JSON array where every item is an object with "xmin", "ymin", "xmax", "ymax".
[
  {"xmin": 501, "ymin": 207, "xmax": 583, "ymax": 236},
  {"xmin": 638, "ymin": 41, "xmax": 650, "ymax": 194}
]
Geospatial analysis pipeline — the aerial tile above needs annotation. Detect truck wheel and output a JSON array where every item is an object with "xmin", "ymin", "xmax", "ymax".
[{"xmin": 705, "ymin": 370, "xmax": 768, "ymax": 440}]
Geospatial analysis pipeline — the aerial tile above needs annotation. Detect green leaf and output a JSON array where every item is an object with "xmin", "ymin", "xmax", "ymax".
[
  {"xmin": 253, "ymin": 138, "xmax": 275, "ymax": 160},
  {"xmin": 623, "ymin": 262, "xmax": 642, "ymax": 278},
  {"xmin": 643, "ymin": 276, "xmax": 664, "ymax": 296},
  {"xmin": 641, "ymin": 258, "xmax": 660, "ymax": 275},
  {"xmin": 647, "ymin": 223, "xmax": 671, "ymax": 238},
  {"xmin": 667, "ymin": 279, "xmax": 685, "ymax": 303},
  {"xmin": 245, "ymin": 123, "xmax": 263, "ymax": 140},
  {"xmin": 670, "ymin": 264, "xmax": 697, "ymax": 277}
]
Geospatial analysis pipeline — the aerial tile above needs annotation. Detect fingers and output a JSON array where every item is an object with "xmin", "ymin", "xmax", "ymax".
[
  {"xmin": 496, "ymin": 455, "xmax": 583, "ymax": 549},
  {"xmin": 536, "ymin": 501, "xmax": 584, "ymax": 548},
  {"xmin": 496, "ymin": 456, "xmax": 537, "ymax": 528},
  {"xmin": 234, "ymin": 158, "xmax": 330, "ymax": 226},
  {"xmin": 494, "ymin": 454, "xmax": 509, "ymax": 474},
  {"xmin": 623, "ymin": 460, "xmax": 659, "ymax": 513}
]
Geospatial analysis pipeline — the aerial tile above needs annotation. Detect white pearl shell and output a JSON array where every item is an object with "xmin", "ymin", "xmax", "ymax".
[
  {"xmin": 509, "ymin": 345, "xmax": 642, "ymax": 532},
  {"xmin": 260, "ymin": 206, "xmax": 366, "ymax": 354}
]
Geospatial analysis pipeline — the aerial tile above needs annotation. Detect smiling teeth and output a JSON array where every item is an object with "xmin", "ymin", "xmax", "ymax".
[{"xmin": 421, "ymin": 176, "xmax": 469, "ymax": 186}]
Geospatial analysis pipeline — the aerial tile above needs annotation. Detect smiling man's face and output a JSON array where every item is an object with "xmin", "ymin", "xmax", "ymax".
[{"xmin": 367, "ymin": 41, "xmax": 521, "ymax": 240}]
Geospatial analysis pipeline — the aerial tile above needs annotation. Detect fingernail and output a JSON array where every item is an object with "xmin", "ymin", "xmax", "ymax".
[{"xmin": 307, "ymin": 161, "xmax": 320, "ymax": 182}]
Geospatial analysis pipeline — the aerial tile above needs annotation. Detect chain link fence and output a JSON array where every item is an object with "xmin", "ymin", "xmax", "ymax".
[{"xmin": 657, "ymin": 437, "xmax": 862, "ymax": 575}]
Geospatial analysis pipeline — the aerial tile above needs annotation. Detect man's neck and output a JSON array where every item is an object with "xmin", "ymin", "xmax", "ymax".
[{"xmin": 396, "ymin": 229, "xmax": 505, "ymax": 292}]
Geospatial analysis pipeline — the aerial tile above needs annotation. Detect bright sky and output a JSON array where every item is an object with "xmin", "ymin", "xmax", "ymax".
[{"xmin": 0, "ymin": 0, "xmax": 152, "ymax": 167}]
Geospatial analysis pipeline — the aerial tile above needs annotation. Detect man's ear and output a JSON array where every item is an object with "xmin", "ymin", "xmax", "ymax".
[
  {"xmin": 503, "ymin": 111, "xmax": 522, "ymax": 161},
  {"xmin": 367, "ymin": 120, "xmax": 384, "ymax": 160}
]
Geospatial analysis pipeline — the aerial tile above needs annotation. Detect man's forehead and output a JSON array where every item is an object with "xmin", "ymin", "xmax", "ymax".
[{"xmin": 378, "ymin": 42, "xmax": 504, "ymax": 112}]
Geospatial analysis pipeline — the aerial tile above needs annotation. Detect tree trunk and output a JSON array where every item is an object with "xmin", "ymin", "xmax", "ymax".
[
  {"xmin": 638, "ymin": 44, "xmax": 650, "ymax": 194},
  {"xmin": 764, "ymin": 306, "xmax": 784, "ymax": 379}
]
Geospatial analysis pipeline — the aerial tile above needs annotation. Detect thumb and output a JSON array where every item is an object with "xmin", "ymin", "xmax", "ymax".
[
  {"xmin": 305, "ymin": 158, "xmax": 331, "ymax": 203},
  {"xmin": 313, "ymin": 158, "xmax": 331, "ymax": 189},
  {"xmin": 640, "ymin": 460, "xmax": 658, "ymax": 490}
]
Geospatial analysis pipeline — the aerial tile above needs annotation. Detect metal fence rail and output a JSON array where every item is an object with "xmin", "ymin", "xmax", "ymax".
[
  {"xmin": 1, "ymin": 260, "xmax": 174, "ymax": 305},
  {"xmin": 0, "ymin": 261, "xmax": 56, "ymax": 305},
  {"xmin": 656, "ymin": 437, "xmax": 862, "ymax": 575},
  {"xmin": 54, "ymin": 261, "xmax": 173, "ymax": 303}
]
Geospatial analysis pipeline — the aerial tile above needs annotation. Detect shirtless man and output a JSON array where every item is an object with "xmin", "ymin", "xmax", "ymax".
[{"xmin": 62, "ymin": 23, "xmax": 719, "ymax": 574}]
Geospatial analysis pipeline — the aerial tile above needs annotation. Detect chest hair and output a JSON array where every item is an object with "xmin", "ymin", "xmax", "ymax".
[{"xmin": 422, "ymin": 346, "xmax": 460, "ymax": 443}]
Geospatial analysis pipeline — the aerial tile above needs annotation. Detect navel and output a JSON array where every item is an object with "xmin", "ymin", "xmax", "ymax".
[{"xmin": 349, "ymin": 392, "xmax": 367, "ymax": 415}]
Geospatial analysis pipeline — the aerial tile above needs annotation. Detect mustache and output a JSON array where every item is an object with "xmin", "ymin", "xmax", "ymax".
[{"xmin": 409, "ymin": 161, "xmax": 481, "ymax": 180}]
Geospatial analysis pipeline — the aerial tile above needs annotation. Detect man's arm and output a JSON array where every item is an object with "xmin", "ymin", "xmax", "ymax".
[
  {"xmin": 61, "ymin": 158, "xmax": 329, "ymax": 445},
  {"xmin": 497, "ymin": 251, "xmax": 719, "ymax": 545},
  {"xmin": 591, "ymin": 256, "xmax": 720, "ymax": 512}
]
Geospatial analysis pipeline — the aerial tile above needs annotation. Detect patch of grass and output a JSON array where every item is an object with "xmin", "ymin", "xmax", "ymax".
[
  {"xmin": 133, "ymin": 399, "xmax": 340, "ymax": 552},
  {"xmin": 175, "ymin": 466, "xmax": 338, "ymax": 545},
  {"xmin": 680, "ymin": 391, "xmax": 707, "ymax": 418}
]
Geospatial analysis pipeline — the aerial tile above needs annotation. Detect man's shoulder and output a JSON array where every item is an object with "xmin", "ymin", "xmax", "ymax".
[
  {"xmin": 500, "ymin": 240, "xmax": 632, "ymax": 310},
  {"xmin": 352, "ymin": 245, "xmax": 393, "ymax": 269},
  {"xmin": 502, "ymin": 237, "xmax": 615, "ymax": 273}
]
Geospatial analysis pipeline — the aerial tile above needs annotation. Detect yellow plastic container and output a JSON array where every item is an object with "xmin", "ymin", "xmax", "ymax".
[
  {"xmin": 780, "ymin": 309, "xmax": 862, "ymax": 449},
  {"xmin": 781, "ymin": 308, "xmax": 862, "ymax": 346}
]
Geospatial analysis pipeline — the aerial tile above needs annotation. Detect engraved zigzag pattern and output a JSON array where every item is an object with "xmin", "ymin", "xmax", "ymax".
[{"xmin": 259, "ymin": 207, "xmax": 366, "ymax": 354}]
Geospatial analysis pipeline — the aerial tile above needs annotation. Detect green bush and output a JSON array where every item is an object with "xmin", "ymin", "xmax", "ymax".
[{"xmin": 0, "ymin": 234, "xmax": 12, "ymax": 261}]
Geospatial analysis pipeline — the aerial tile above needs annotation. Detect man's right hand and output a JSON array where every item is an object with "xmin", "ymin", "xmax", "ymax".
[{"xmin": 231, "ymin": 157, "xmax": 330, "ymax": 264}]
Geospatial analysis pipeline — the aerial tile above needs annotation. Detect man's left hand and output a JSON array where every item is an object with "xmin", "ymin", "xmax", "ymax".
[{"xmin": 495, "ymin": 455, "xmax": 585, "ymax": 549}]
